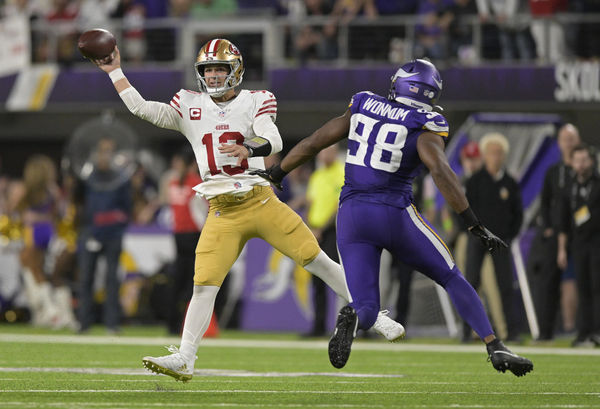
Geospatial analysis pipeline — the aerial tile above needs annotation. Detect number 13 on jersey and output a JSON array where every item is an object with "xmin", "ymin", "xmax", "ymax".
[
  {"xmin": 346, "ymin": 113, "xmax": 408, "ymax": 173},
  {"xmin": 202, "ymin": 131, "xmax": 249, "ymax": 176}
]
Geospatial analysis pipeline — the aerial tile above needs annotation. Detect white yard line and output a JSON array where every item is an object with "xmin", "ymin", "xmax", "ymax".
[
  {"xmin": 0, "ymin": 373, "xmax": 595, "ymax": 387},
  {"xmin": 1, "ymin": 404, "xmax": 596, "ymax": 409},
  {"xmin": 0, "ymin": 403, "xmax": 387, "ymax": 409},
  {"xmin": 0, "ymin": 333, "xmax": 598, "ymax": 356},
  {"xmin": 0, "ymin": 404, "xmax": 595, "ymax": 409},
  {"xmin": 0, "ymin": 389, "xmax": 599, "ymax": 396},
  {"xmin": 0, "ymin": 367, "xmax": 403, "ymax": 378}
]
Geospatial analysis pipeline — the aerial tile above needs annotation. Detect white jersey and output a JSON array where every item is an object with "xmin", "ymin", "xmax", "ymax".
[{"xmin": 162, "ymin": 89, "xmax": 278, "ymax": 198}]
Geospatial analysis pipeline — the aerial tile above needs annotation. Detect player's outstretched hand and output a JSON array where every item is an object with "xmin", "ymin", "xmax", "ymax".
[
  {"xmin": 92, "ymin": 46, "xmax": 121, "ymax": 74},
  {"xmin": 249, "ymin": 165, "xmax": 284, "ymax": 191},
  {"xmin": 469, "ymin": 224, "xmax": 508, "ymax": 252}
]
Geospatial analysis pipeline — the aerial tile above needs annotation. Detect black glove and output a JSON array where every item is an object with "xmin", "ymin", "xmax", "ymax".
[
  {"xmin": 249, "ymin": 164, "xmax": 287, "ymax": 191},
  {"xmin": 469, "ymin": 223, "xmax": 508, "ymax": 252},
  {"xmin": 459, "ymin": 207, "xmax": 507, "ymax": 252}
]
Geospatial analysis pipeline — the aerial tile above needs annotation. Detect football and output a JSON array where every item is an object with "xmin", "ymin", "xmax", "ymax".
[{"xmin": 78, "ymin": 29, "xmax": 116, "ymax": 60}]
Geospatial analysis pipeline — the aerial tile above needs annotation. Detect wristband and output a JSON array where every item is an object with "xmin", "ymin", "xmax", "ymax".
[
  {"xmin": 243, "ymin": 136, "xmax": 272, "ymax": 157},
  {"xmin": 459, "ymin": 207, "xmax": 479, "ymax": 229},
  {"xmin": 243, "ymin": 144, "xmax": 254, "ymax": 157},
  {"xmin": 109, "ymin": 68, "xmax": 126, "ymax": 84}
]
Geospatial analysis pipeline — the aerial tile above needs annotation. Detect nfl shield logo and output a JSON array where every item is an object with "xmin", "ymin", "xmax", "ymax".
[
  {"xmin": 234, "ymin": 182, "xmax": 242, "ymax": 189},
  {"xmin": 218, "ymin": 110, "xmax": 226, "ymax": 118}
]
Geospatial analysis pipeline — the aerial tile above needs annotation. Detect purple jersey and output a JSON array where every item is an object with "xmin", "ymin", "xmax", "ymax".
[{"xmin": 341, "ymin": 91, "xmax": 449, "ymax": 208}]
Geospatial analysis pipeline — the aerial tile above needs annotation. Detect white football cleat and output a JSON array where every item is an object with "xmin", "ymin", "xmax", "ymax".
[
  {"xmin": 142, "ymin": 346, "xmax": 196, "ymax": 382},
  {"xmin": 372, "ymin": 310, "xmax": 406, "ymax": 342}
]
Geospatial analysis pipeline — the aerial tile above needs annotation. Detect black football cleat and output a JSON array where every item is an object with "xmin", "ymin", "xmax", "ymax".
[
  {"xmin": 328, "ymin": 305, "xmax": 359, "ymax": 369},
  {"xmin": 486, "ymin": 339, "xmax": 533, "ymax": 377}
]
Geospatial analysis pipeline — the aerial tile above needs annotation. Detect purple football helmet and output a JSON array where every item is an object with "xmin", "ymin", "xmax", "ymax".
[{"xmin": 388, "ymin": 59, "xmax": 442, "ymax": 111}]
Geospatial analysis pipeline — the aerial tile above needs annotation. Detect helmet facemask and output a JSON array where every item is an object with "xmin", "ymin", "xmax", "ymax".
[{"xmin": 195, "ymin": 60, "xmax": 243, "ymax": 97}]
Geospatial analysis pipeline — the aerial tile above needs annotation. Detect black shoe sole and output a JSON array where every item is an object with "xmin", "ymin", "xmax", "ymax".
[
  {"xmin": 490, "ymin": 354, "xmax": 534, "ymax": 377},
  {"xmin": 328, "ymin": 306, "xmax": 358, "ymax": 369}
]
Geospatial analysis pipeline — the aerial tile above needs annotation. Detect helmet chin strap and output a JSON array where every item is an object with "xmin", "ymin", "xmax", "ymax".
[{"xmin": 206, "ymin": 87, "xmax": 228, "ymax": 97}]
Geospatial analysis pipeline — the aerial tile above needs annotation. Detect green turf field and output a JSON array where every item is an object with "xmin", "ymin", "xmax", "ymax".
[{"xmin": 1, "ymin": 325, "xmax": 599, "ymax": 409}]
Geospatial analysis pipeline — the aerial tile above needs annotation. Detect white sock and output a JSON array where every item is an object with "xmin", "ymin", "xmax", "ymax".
[
  {"xmin": 303, "ymin": 250, "xmax": 352, "ymax": 303},
  {"xmin": 179, "ymin": 285, "xmax": 220, "ymax": 362}
]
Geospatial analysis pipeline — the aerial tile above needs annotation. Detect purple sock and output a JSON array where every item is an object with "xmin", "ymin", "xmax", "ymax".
[
  {"xmin": 444, "ymin": 273, "xmax": 494, "ymax": 339},
  {"xmin": 351, "ymin": 302, "xmax": 378, "ymax": 330}
]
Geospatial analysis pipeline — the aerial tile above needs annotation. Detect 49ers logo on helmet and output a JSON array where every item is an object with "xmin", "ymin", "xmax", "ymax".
[
  {"xmin": 189, "ymin": 107, "xmax": 201, "ymax": 120},
  {"xmin": 229, "ymin": 44, "xmax": 240, "ymax": 55}
]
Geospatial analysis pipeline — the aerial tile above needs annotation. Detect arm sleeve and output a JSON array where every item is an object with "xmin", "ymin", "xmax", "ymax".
[
  {"xmin": 252, "ymin": 113, "xmax": 283, "ymax": 155},
  {"xmin": 119, "ymin": 87, "xmax": 182, "ymax": 132}
]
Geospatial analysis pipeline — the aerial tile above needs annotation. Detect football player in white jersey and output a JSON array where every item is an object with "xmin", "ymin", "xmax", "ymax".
[{"xmin": 91, "ymin": 38, "xmax": 404, "ymax": 382}]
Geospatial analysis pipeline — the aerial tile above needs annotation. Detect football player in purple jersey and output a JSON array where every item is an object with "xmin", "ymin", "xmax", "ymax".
[{"xmin": 252, "ymin": 59, "xmax": 533, "ymax": 376}]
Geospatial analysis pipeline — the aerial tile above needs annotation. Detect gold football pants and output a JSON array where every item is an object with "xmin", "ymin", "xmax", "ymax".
[{"xmin": 194, "ymin": 185, "xmax": 320, "ymax": 286}]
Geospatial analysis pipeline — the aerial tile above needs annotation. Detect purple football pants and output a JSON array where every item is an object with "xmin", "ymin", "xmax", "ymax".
[{"xmin": 336, "ymin": 198, "xmax": 494, "ymax": 339}]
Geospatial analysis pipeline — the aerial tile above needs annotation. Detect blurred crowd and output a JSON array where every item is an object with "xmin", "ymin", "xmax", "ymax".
[
  {"xmin": 0, "ymin": 137, "xmax": 174, "ymax": 332},
  {"xmin": 2, "ymin": 0, "xmax": 600, "ymax": 67}
]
